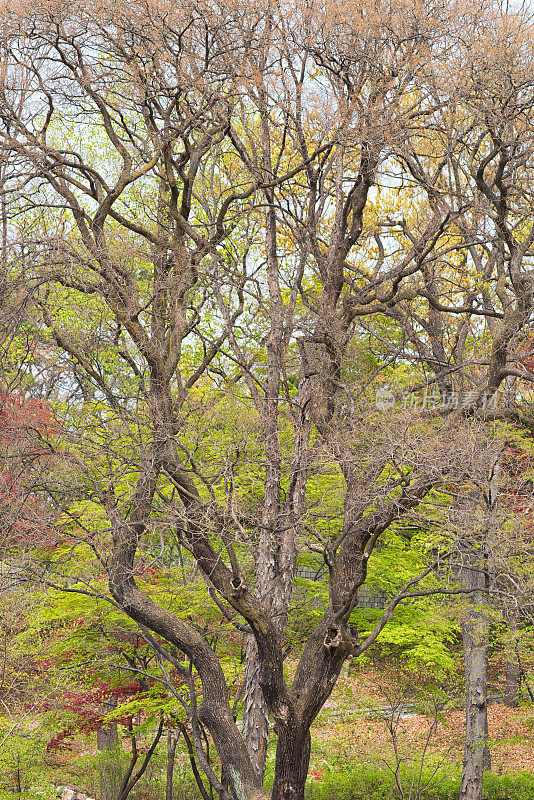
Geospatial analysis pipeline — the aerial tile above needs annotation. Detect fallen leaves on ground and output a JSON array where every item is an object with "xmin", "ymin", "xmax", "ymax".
[{"xmin": 311, "ymin": 667, "xmax": 534, "ymax": 773}]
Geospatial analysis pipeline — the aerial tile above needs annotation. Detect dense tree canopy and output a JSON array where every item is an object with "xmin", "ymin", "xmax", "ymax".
[{"xmin": 1, "ymin": 1, "xmax": 534, "ymax": 799}]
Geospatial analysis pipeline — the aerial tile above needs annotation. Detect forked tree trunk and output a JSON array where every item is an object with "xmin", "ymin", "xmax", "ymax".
[{"xmin": 242, "ymin": 559, "xmax": 299, "ymax": 780}]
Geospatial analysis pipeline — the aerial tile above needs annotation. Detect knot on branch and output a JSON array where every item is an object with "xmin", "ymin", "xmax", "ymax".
[
  {"xmin": 323, "ymin": 626, "xmax": 342, "ymax": 652},
  {"xmin": 230, "ymin": 576, "xmax": 245, "ymax": 598},
  {"xmin": 273, "ymin": 702, "xmax": 290, "ymax": 724}
]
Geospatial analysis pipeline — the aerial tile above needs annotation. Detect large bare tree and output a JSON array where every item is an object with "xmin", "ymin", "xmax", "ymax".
[{"xmin": 1, "ymin": 1, "xmax": 534, "ymax": 799}]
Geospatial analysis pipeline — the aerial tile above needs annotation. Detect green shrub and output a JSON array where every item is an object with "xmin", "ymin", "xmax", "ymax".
[
  {"xmin": 0, "ymin": 726, "xmax": 49, "ymax": 798},
  {"xmin": 305, "ymin": 764, "xmax": 458, "ymax": 800},
  {"xmin": 306, "ymin": 765, "xmax": 393, "ymax": 800},
  {"xmin": 482, "ymin": 771, "xmax": 534, "ymax": 800},
  {"xmin": 305, "ymin": 766, "xmax": 534, "ymax": 800}
]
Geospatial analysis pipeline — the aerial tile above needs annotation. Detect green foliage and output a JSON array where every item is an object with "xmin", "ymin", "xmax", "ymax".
[
  {"xmin": 305, "ymin": 764, "xmax": 457, "ymax": 800},
  {"xmin": 0, "ymin": 726, "xmax": 207, "ymax": 800},
  {"xmin": 482, "ymin": 772, "xmax": 534, "ymax": 800},
  {"xmin": 0, "ymin": 719, "xmax": 51, "ymax": 799},
  {"xmin": 351, "ymin": 602, "xmax": 460, "ymax": 679},
  {"xmin": 68, "ymin": 742, "xmax": 208, "ymax": 800},
  {"xmin": 305, "ymin": 766, "xmax": 534, "ymax": 800}
]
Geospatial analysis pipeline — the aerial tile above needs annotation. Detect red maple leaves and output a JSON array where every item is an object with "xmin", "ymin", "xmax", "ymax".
[{"xmin": 45, "ymin": 682, "xmax": 144, "ymax": 753}]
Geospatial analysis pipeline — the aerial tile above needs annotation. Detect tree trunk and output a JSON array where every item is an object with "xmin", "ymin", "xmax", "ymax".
[
  {"xmin": 242, "ymin": 638, "xmax": 270, "ymax": 779},
  {"xmin": 504, "ymin": 616, "xmax": 521, "ymax": 708},
  {"xmin": 504, "ymin": 658, "xmax": 521, "ymax": 708},
  {"xmin": 242, "ymin": 546, "xmax": 298, "ymax": 780},
  {"xmin": 96, "ymin": 698, "xmax": 122, "ymax": 800},
  {"xmin": 271, "ymin": 724, "xmax": 311, "ymax": 800},
  {"xmin": 460, "ymin": 572, "xmax": 491, "ymax": 800},
  {"xmin": 166, "ymin": 728, "xmax": 178, "ymax": 800},
  {"xmin": 458, "ymin": 454, "xmax": 502, "ymax": 800}
]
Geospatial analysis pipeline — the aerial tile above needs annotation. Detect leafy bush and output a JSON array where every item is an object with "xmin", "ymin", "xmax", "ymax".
[
  {"xmin": 305, "ymin": 764, "xmax": 456, "ymax": 800},
  {"xmin": 482, "ymin": 771, "xmax": 534, "ymax": 800},
  {"xmin": 305, "ymin": 766, "xmax": 534, "ymax": 800},
  {"xmin": 0, "ymin": 725, "xmax": 49, "ymax": 798}
]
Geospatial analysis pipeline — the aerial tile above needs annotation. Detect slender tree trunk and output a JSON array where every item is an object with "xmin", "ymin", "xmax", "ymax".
[
  {"xmin": 460, "ymin": 569, "xmax": 491, "ymax": 800},
  {"xmin": 504, "ymin": 657, "xmax": 521, "ymax": 708},
  {"xmin": 504, "ymin": 616, "xmax": 521, "ymax": 708},
  {"xmin": 166, "ymin": 728, "xmax": 178, "ymax": 800},
  {"xmin": 459, "ymin": 454, "xmax": 502, "ymax": 800},
  {"xmin": 96, "ymin": 698, "xmax": 121, "ymax": 800}
]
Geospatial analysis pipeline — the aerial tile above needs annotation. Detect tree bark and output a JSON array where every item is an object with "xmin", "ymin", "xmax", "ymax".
[
  {"xmin": 504, "ymin": 657, "xmax": 521, "ymax": 708},
  {"xmin": 271, "ymin": 725, "xmax": 311, "ymax": 800},
  {"xmin": 166, "ymin": 729, "xmax": 178, "ymax": 800},
  {"xmin": 242, "ymin": 638, "xmax": 270, "ymax": 779},
  {"xmin": 96, "ymin": 698, "xmax": 121, "ymax": 800},
  {"xmin": 460, "ymin": 568, "xmax": 491, "ymax": 800}
]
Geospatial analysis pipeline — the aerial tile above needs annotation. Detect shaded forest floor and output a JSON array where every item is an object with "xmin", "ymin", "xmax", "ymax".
[{"xmin": 310, "ymin": 666, "xmax": 534, "ymax": 776}]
